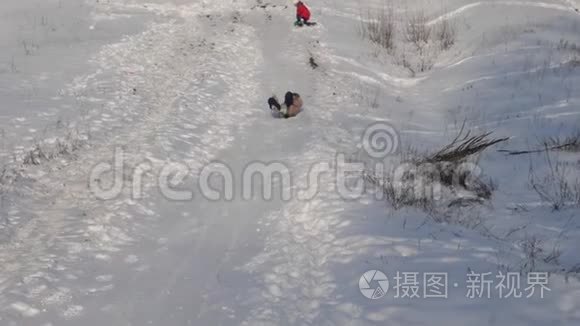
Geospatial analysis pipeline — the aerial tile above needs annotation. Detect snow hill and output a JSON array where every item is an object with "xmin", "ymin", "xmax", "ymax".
[{"xmin": 0, "ymin": 0, "xmax": 580, "ymax": 325}]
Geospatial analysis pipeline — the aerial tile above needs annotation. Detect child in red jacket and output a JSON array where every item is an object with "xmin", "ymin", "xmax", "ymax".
[{"xmin": 294, "ymin": 1, "xmax": 312, "ymax": 26}]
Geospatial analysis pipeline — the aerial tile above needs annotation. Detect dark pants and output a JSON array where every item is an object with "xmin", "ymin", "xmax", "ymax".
[
  {"xmin": 268, "ymin": 97, "xmax": 290, "ymax": 119},
  {"xmin": 297, "ymin": 15, "xmax": 309, "ymax": 23},
  {"xmin": 268, "ymin": 97, "xmax": 281, "ymax": 111}
]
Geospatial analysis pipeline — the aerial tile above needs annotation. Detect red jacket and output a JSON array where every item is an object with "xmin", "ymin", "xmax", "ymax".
[{"xmin": 296, "ymin": 2, "xmax": 311, "ymax": 20}]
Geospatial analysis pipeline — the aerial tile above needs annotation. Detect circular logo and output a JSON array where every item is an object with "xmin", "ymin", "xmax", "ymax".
[
  {"xmin": 359, "ymin": 270, "xmax": 389, "ymax": 299},
  {"xmin": 362, "ymin": 122, "xmax": 400, "ymax": 158}
]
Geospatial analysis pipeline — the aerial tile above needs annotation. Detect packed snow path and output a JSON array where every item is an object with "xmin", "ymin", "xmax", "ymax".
[{"xmin": 0, "ymin": 1, "xmax": 329, "ymax": 324}]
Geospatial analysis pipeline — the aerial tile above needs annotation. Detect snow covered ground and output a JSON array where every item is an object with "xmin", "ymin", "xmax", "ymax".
[{"xmin": 1, "ymin": 0, "xmax": 580, "ymax": 325}]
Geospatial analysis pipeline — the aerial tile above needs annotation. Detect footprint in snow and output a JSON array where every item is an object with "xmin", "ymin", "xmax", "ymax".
[
  {"xmin": 61, "ymin": 305, "xmax": 84, "ymax": 319},
  {"xmin": 10, "ymin": 301, "xmax": 41, "ymax": 317},
  {"xmin": 95, "ymin": 274, "xmax": 113, "ymax": 282},
  {"xmin": 124, "ymin": 254, "xmax": 139, "ymax": 264}
]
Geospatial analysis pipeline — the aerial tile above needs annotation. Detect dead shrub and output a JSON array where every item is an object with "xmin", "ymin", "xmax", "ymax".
[
  {"xmin": 360, "ymin": 8, "xmax": 456, "ymax": 75},
  {"xmin": 405, "ymin": 11, "xmax": 431, "ymax": 49},
  {"xmin": 434, "ymin": 18, "xmax": 457, "ymax": 50},
  {"xmin": 364, "ymin": 126, "xmax": 506, "ymax": 212},
  {"xmin": 529, "ymin": 150, "xmax": 580, "ymax": 210},
  {"xmin": 23, "ymin": 143, "xmax": 49, "ymax": 165},
  {"xmin": 360, "ymin": 7, "xmax": 396, "ymax": 52},
  {"xmin": 22, "ymin": 129, "xmax": 87, "ymax": 166},
  {"xmin": 519, "ymin": 236, "xmax": 544, "ymax": 272},
  {"xmin": 542, "ymin": 132, "xmax": 580, "ymax": 152},
  {"xmin": 426, "ymin": 129, "xmax": 509, "ymax": 163}
]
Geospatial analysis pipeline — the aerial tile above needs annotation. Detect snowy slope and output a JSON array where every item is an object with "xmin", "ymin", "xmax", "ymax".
[{"xmin": 0, "ymin": 0, "xmax": 580, "ymax": 325}]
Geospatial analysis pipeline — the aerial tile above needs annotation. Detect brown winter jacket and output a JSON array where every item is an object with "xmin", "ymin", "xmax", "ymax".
[{"xmin": 287, "ymin": 94, "xmax": 303, "ymax": 117}]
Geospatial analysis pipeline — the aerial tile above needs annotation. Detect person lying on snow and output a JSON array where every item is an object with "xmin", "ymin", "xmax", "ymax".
[
  {"xmin": 268, "ymin": 91, "xmax": 303, "ymax": 118},
  {"xmin": 294, "ymin": 1, "xmax": 312, "ymax": 26}
]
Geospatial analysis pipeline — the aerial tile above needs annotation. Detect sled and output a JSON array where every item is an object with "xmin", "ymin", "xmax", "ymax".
[
  {"xmin": 295, "ymin": 21, "xmax": 317, "ymax": 27},
  {"xmin": 267, "ymin": 96, "xmax": 302, "ymax": 119}
]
